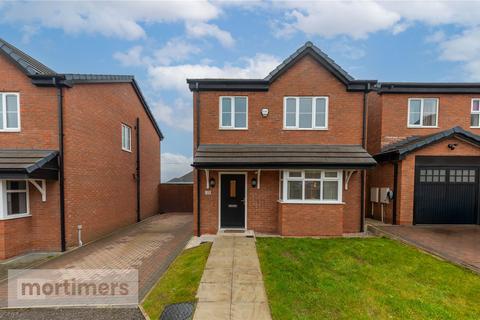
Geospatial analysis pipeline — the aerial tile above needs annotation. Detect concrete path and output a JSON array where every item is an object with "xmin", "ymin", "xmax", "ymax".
[
  {"xmin": 369, "ymin": 223, "xmax": 480, "ymax": 273},
  {"xmin": 194, "ymin": 236, "xmax": 271, "ymax": 320},
  {"xmin": 0, "ymin": 212, "xmax": 193, "ymax": 318}
]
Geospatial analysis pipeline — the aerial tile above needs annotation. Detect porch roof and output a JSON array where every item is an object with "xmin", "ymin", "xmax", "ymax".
[
  {"xmin": 193, "ymin": 144, "xmax": 376, "ymax": 169},
  {"xmin": 0, "ymin": 150, "xmax": 59, "ymax": 180}
]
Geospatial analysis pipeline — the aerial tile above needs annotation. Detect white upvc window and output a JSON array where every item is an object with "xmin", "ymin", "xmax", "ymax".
[
  {"xmin": 407, "ymin": 98, "xmax": 438, "ymax": 128},
  {"xmin": 471, "ymin": 99, "xmax": 480, "ymax": 128},
  {"xmin": 0, "ymin": 93, "xmax": 20, "ymax": 131},
  {"xmin": 219, "ymin": 96, "xmax": 248, "ymax": 129},
  {"xmin": 284, "ymin": 96, "xmax": 328, "ymax": 130},
  {"xmin": 121, "ymin": 124, "xmax": 132, "ymax": 152},
  {"xmin": 280, "ymin": 170, "xmax": 342, "ymax": 203},
  {"xmin": 0, "ymin": 180, "xmax": 30, "ymax": 219}
]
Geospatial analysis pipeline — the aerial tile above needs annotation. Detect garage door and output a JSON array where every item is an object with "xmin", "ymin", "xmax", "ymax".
[{"xmin": 414, "ymin": 165, "xmax": 479, "ymax": 224}]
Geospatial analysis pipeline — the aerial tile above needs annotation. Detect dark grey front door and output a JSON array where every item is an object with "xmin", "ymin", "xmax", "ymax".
[{"xmin": 220, "ymin": 174, "xmax": 245, "ymax": 228}]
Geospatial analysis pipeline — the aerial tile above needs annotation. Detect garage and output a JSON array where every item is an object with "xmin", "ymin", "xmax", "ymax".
[{"xmin": 414, "ymin": 157, "xmax": 480, "ymax": 224}]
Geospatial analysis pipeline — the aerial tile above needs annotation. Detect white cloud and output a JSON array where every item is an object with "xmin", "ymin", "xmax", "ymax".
[
  {"xmin": 0, "ymin": 1, "xmax": 221, "ymax": 40},
  {"xmin": 154, "ymin": 39, "xmax": 201, "ymax": 65},
  {"xmin": 161, "ymin": 153, "xmax": 193, "ymax": 182},
  {"xmin": 186, "ymin": 22, "xmax": 235, "ymax": 47},
  {"xmin": 113, "ymin": 46, "xmax": 146, "ymax": 67},
  {"xmin": 152, "ymin": 98, "xmax": 193, "ymax": 132}
]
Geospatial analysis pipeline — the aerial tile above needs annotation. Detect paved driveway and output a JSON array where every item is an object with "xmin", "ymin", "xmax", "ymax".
[
  {"xmin": 0, "ymin": 212, "xmax": 193, "ymax": 319},
  {"xmin": 371, "ymin": 224, "xmax": 480, "ymax": 273}
]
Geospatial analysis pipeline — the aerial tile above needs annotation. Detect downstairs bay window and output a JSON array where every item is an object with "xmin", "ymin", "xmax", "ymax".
[
  {"xmin": 0, "ymin": 180, "xmax": 29, "ymax": 219},
  {"xmin": 280, "ymin": 170, "xmax": 342, "ymax": 203}
]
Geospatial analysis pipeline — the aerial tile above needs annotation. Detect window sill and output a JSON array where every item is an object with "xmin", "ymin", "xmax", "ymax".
[
  {"xmin": 283, "ymin": 128, "xmax": 328, "ymax": 131},
  {"xmin": 122, "ymin": 148, "xmax": 132, "ymax": 153},
  {"xmin": 0, "ymin": 129, "xmax": 21, "ymax": 133},
  {"xmin": 218, "ymin": 128, "xmax": 248, "ymax": 131},
  {"xmin": 0, "ymin": 213, "xmax": 31, "ymax": 221},
  {"xmin": 407, "ymin": 126, "xmax": 438, "ymax": 129},
  {"xmin": 470, "ymin": 126, "xmax": 480, "ymax": 129},
  {"xmin": 277, "ymin": 200, "xmax": 344, "ymax": 205}
]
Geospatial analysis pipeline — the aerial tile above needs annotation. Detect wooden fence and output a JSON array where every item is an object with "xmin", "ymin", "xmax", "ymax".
[{"xmin": 159, "ymin": 183, "xmax": 193, "ymax": 213}]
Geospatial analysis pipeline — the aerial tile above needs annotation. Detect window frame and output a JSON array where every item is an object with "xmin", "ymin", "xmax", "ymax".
[
  {"xmin": 0, "ymin": 92, "xmax": 21, "ymax": 132},
  {"xmin": 121, "ymin": 123, "xmax": 132, "ymax": 152},
  {"xmin": 283, "ymin": 96, "xmax": 329, "ymax": 130},
  {"xmin": 219, "ymin": 96, "xmax": 248, "ymax": 130},
  {"xmin": 407, "ymin": 98, "xmax": 439, "ymax": 128},
  {"xmin": 470, "ymin": 99, "xmax": 480, "ymax": 128},
  {"xmin": 0, "ymin": 180, "xmax": 30, "ymax": 220},
  {"xmin": 280, "ymin": 170, "xmax": 343, "ymax": 204}
]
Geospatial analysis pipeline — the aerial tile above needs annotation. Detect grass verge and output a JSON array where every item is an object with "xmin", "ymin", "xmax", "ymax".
[
  {"xmin": 257, "ymin": 237, "xmax": 480, "ymax": 320},
  {"xmin": 142, "ymin": 242, "xmax": 211, "ymax": 319}
]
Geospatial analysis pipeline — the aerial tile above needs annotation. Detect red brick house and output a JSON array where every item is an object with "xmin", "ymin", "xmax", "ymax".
[
  {"xmin": 367, "ymin": 83, "xmax": 480, "ymax": 225},
  {"xmin": 0, "ymin": 38, "xmax": 163, "ymax": 259},
  {"xmin": 188, "ymin": 42, "xmax": 377, "ymax": 236}
]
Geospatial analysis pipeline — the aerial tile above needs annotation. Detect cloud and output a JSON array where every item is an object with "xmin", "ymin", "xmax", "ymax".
[
  {"xmin": 113, "ymin": 46, "xmax": 146, "ymax": 67},
  {"xmin": 153, "ymin": 39, "xmax": 201, "ymax": 65},
  {"xmin": 0, "ymin": 1, "xmax": 221, "ymax": 40},
  {"xmin": 161, "ymin": 153, "xmax": 193, "ymax": 182},
  {"xmin": 152, "ymin": 98, "xmax": 193, "ymax": 132},
  {"xmin": 186, "ymin": 22, "xmax": 235, "ymax": 47}
]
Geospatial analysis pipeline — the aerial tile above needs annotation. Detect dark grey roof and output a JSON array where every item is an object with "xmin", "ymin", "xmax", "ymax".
[
  {"xmin": 193, "ymin": 144, "xmax": 376, "ymax": 169},
  {"xmin": 376, "ymin": 82, "xmax": 480, "ymax": 93},
  {"xmin": 167, "ymin": 171, "xmax": 193, "ymax": 184},
  {"xmin": 187, "ymin": 42, "xmax": 377, "ymax": 92},
  {"xmin": 64, "ymin": 74, "xmax": 134, "ymax": 83},
  {"xmin": 0, "ymin": 150, "xmax": 59, "ymax": 179},
  {"xmin": 0, "ymin": 38, "xmax": 56, "ymax": 76},
  {"xmin": 375, "ymin": 127, "xmax": 480, "ymax": 161}
]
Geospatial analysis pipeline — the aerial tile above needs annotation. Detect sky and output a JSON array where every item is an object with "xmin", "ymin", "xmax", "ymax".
[{"xmin": 1, "ymin": 0, "xmax": 480, "ymax": 181}]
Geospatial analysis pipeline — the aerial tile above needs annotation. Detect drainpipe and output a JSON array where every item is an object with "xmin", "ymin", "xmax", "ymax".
[
  {"xmin": 136, "ymin": 117, "xmax": 141, "ymax": 222},
  {"xmin": 360, "ymin": 85, "xmax": 370, "ymax": 232},
  {"xmin": 195, "ymin": 83, "xmax": 201, "ymax": 237},
  {"xmin": 55, "ymin": 77, "xmax": 66, "ymax": 252},
  {"xmin": 392, "ymin": 161, "xmax": 399, "ymax": 225}
]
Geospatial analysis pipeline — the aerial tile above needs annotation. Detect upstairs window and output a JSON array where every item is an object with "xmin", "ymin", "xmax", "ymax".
[
  {"xmin": 471, "ymin": 99, "xmax": 480, "ymax": 128},
  {"xmin": 408, "ymin": 98, "xmax": 438, "ymax": 128},
  {"xmin": 0, "ymin": 93, "xmax": 20, "ymax": 131},
  {"xmin": 220, "ymin": 96, "xmax": 248, "ymax": 129},
  {"xmin": 284, "ymin": 97, "xmax": 328, "ymax": 129},
  {"xmin": 121, "ymin": 124, "xmax": 132, "ymax": 152}
]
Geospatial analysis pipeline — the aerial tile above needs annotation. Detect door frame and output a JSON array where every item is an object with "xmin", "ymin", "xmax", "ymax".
[{"xmin": 218, "ymin": 172, "xmax": 248, "ymax": 231}]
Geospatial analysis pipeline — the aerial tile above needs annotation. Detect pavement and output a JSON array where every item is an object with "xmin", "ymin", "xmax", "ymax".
[
  {"xmin": 193, "ymin": 236, "xmax": 271, "ymax": 320},
  {"xmin": 0, "ymin": 212, "xmax": 193, "ymax": 319},
  {"xmin": 368, "ymin": 223, "xmax": 480, "ymax": 273}
]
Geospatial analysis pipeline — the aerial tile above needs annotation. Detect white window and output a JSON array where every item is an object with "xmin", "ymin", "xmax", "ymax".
[
  {"xmin": 0, "ymin": 93, "xmax": 20, "ymax": 131},
  {"xmin": 280, "ymin": 170, "xmax": 342, "ymax": 203},
  {"xmin": 408, "ymin": 98, "xmax": 438, "ymax": 128},
  {"xmin": 284, "ymin": 97, "xmax": 328, "ymax": 130},
  {"xmin": 471, "ymin": 99, "xmax": 480, "ymax": 128},
  {"xmin": 0, "ymin": 180, "xmax": 29, "ymax": 219},
  {"xmin": 121, "ymin": 124, "xmax": 132, "ymax": 152},
  {"xmin": 219, "ymin": 96, "xmax": 248, "ymax": 129}
]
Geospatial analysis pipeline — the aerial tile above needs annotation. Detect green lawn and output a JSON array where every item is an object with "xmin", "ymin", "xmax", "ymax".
[
  {"xmin": 257, "ymin": 237, "xmax": 480, "ymax": 320},
  {"xmin": 142, "ymin": 242, "xmax": 211, "ymax": 320}
]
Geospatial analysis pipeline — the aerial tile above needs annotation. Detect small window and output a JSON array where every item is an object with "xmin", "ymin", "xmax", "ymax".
[
  {"xmin": 281, "ymin": 170, "xmax": 342, "ymax": 203},
  {"xmin": 3, "ymin": 180, "xmax": 28, "ymax": 217},
  {"xmin": 449, "ymin": 169, "xmax": 476, "ymax": 183},
  {"xmin": 121, "ymin": 124, "xmax": 132, "ymax": 152},
  {"xmin": 0, "ymin": 93, "xmax": 20, "ymax": 131},
  {"xmin": 419, "ymin": 169, "xmax": 445, "ymax": 183},
  {"xmin": 471, "ymin": 99, "xmax": 480, "ymax": 128},
  {"xmin": 284, "ymin": 97, "xmax": 328, "ymax": 129},
  {"xmin": 219, "ymin": 97, "xmax": 248, "ymax": 129},
  {"xmin": 408, "ymin": 98, "xmax": 438, "ymax": 127},
  {"xmin": 229, "ymin": 180, "xmax": 237, "ymax": 198}
]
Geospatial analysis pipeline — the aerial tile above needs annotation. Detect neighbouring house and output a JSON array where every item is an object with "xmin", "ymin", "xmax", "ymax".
[
  {"xmin": 167, "ymin": 171, "xmax": 193, "ymax": 184},
  {"xmin": 159, "ymin": 171, "xmax": 194, "ymax": 213},
  {"xmin": 367, "ymin": 84, "xmax": 480, "ymax": 225},
  {"xmin": 188, "ymin": 42, "xmax": 377, "ymax": 236},
  {"xmin": 0, "ymin": 38, "xmax": 163, "ymax": 259}
]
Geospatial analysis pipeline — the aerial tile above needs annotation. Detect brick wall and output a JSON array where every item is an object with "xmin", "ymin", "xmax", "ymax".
[{"xmin": 63, "ymin": 82, "xmax": 160, "ymax": 247}]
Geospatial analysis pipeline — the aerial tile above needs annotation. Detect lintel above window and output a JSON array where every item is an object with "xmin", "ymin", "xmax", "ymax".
[
  {"xmin": 0, "ymin": 93, "xmax": 20, "ymax": 132},
  {"xmin": 408, "ymin": 98, "xmax": 438, "ymax": 128},
  {"xmin": 284, "ymin": 96, "xmax": 328, "ymax": 130},
  {"xmin": 219, "ymin": 96, "xmax": 248, "ymax": 129}
]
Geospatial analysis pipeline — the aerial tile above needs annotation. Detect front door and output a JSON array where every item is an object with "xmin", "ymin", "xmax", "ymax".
[{"xmin": 220, "ymin": 174, "xmax": 245, "ymax": 228}]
